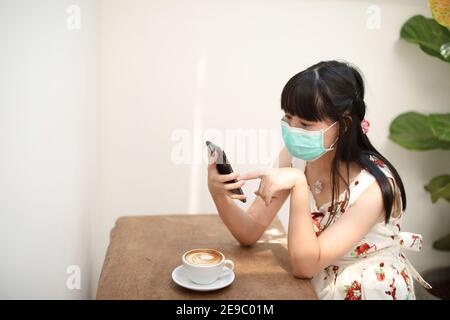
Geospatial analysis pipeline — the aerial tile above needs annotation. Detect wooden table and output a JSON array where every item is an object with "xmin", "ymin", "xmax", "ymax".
[{"xmin": 96, "ymin": 214, "xmax": 317, "ymax": 299}]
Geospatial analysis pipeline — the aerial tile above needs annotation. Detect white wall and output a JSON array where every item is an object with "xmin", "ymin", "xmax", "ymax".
[
  {"xmin": 1, "ymin": 0, "xmax": 448, "ymax": 299},
  {"xmin": 0, "ymin": 0, "xmax": 96, "ymax": 299},
  {"xmin": 94, "ymin": 0, "xmax": 449, "ymax": 297}
]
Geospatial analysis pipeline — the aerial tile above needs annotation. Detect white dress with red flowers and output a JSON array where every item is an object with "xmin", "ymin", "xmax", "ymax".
[{"xmin": 291, "ymin": 155, "xmax": 431, "ymax": 300}]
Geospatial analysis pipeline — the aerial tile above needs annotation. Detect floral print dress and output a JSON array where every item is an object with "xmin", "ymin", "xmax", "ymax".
[{"xmin": 291, "ymin": 155, "xmax": 431, "ymax": 300}]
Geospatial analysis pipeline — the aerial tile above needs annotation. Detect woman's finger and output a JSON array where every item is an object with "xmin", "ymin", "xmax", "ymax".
[
  {"xmin": 239, "ymin": 170, "xmax": 265, "ymax": 181},
  {"xmin": 257, "ymin": 192, "xmax": 270, "ymax": 207},
  {"xmin": 260, "ymin": 185, "xmax": 271, "ymax": 206},
  {"xmin": 256, "ymin": 179, "xmax": 265, "ymax": 195},
  {"xmin": 207, "ymin": 150, "xmax": 218, "ymax": 169},
  {"xmin": 263, "ymin": 186, "xmax": 275, "ymax": 206},
  {"xmin": 253, "ymin": 180, "xmax": 265, "ymax": 201},
  {"xmin": 227, "ymin": 192, "xmax": 247, "ymax": 201},
  {"xmin": 217, "ymin": 171, "xmax": 240, "ymax": 183},
  {"xmin": 223, "ymin": 180, "xmax": 245, "ymax": 190},
  {"xmin": 260, "ymin": 179, "xmax": 270, "ymax": 195},
  {"xmin": 255, "ymin": 185, "xmax": 277, "ymax": 206}
]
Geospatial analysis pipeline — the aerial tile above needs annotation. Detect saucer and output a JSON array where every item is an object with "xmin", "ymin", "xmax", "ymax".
[{"xmin": 171, "ymin": 265, "xmax": 235, "ymax": 291}]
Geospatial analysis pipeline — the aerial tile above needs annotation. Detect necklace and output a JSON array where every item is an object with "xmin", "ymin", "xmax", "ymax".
[
  {"xmin": 313, "ymin": 180, "xmax": 323, "ymax": 194},
  {"xmin": 306, "ymin": 164, "xmax": 324, "ymax": 194}
]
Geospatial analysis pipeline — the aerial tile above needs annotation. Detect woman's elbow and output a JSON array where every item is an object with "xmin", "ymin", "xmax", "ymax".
[
  {"xmin": 238, "ymin": 237, "xmax": 257, "ymax": 246},
  {"xmin": 292, "ymin": 267, "xmax": 316, "ymax": 279},
  {"xmin": 290, "ymin": 257, "xmax": 320, "ymax": 279},
  {"xmin": 236, "ymin": 231, "xmax": 262, "ymax": 246}
]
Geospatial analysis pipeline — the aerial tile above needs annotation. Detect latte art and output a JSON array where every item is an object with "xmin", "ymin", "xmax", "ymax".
[{"xmin": 185, "ymin": 249, "xmax": 222, "ymax": 265}]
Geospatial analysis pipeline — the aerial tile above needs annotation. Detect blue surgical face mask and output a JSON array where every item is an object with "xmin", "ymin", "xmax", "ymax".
[{"xmin": 281, "ymin": 119, "xmax": 339, "ymax": 161}]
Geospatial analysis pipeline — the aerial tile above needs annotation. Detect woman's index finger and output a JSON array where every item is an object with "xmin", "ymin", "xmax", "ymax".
[{"xmin": 239, "ymin": 170, "xmax": 264, "ymax": 181}]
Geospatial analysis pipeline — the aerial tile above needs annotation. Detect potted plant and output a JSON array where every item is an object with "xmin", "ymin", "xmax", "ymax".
[{"xmin": 389, "ymin": 0, "xmax": 450, "ymax": 300}]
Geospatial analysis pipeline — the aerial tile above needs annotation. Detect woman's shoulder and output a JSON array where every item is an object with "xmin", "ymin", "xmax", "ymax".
[
  {"xmin": 361, "ymin": 155, "xmax": 400, "ymax": 203},
  {"xmin": 367, "ymin": 154, "xmax": 394, "ymax": 179},
  {"xmin": 348, "ymin": 156, "xmax": 398, "ymax": 205},
  {"xmin": 366, "ymin": 154, "xmax": 404, "ymax": 221}
]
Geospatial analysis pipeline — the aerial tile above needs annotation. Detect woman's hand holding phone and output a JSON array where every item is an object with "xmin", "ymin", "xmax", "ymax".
[{"xmin": 207, "ymin": 150, "xmax": 247, "ymax": 202}]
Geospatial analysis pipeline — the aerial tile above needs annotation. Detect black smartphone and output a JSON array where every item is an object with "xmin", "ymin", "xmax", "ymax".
[{"xmin": 206, "ymin": 140, "xmax": 246, "ymax": 203}]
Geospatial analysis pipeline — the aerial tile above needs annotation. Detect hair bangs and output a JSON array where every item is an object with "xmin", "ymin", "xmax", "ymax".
[{"xmin": 280, "ymin": 71, "xmax": 327, "ymax": 122}]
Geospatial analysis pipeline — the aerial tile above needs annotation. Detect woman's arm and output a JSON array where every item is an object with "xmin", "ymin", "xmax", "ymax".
[
  {"xmin": 288, "ymin": 178, "xmax": 385, "ymax": 278},
  {"xmin": 208, "ymin": 148, "xmax": 292, "ymax": 246},
  {"xmin": 210, "ymin": 189, "xmax": 291, "ymax": 246}
]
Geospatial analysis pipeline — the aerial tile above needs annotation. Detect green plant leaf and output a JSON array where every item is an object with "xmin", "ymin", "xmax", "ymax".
[
  {"xmin": 433, "ymin": 233, "xmax": 450, "ymax": 251},
  {"xmin": 424, "ymin": 174, "xmax": 450, "ymax": 203},
  {"xmin": 389, "ymin": 112, "xmax": 450, "ymax": 150},
  {"xmin": 428, "ymin": 113, "xmax": 450, "ymax": 142},
  {"xmin": 400, "ymin": 15, "xmax": 450, "ymax": 63}
]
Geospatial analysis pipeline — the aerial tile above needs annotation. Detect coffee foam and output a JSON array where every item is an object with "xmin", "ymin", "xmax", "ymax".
[{"xmin": 185, "ymin": 249, "xmax": 222, "ymax": 265}]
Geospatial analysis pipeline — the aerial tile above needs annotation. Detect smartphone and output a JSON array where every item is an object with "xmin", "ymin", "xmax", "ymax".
[{"xmin": 206, "ymin": 140, "xmax": 246, "ymax": 203}]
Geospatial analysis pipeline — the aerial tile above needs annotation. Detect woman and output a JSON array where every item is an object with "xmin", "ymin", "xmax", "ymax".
[{"xmin": 207, "ymin": 60, "xmax": 430, "ymax": 299}]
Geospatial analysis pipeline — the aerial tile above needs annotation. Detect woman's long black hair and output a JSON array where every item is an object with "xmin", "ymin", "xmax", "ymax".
[{"xmin": 281, "ymin": 60, "xmax": 406, "ymax": 224}]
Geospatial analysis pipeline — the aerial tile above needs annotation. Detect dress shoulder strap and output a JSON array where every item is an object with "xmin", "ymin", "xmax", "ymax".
[
  {"xmin": 368, "ymin": 154, "xmax": 395, "ymax": 179},
  {"xmin": 368, "ymin": 155, "xmax": 404, "ymax": 219},
  {"xmin": 348, "ymin": 156, "xmax": 403, "ymax": 219},
  {"xmin": 348, "ymin": 169, "xmax": 377, "ymax": 206}
]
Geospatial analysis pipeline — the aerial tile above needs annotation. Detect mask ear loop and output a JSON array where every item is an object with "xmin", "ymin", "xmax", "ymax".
[
  {"xmin": 324, "ymin": 121, "xmax": 339, "ymax": 151},
  {"xmin": 326, "ymin": 137, "xmax": 339, "ymax": 151},
  {"xmin": 324, "ymin": 121, "xmax": 338, "ymax": 132}
]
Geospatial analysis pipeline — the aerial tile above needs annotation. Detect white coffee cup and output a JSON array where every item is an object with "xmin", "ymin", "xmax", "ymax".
[{"xmin": 182, "ymin": 248, "xmax": 235, "ymax": 285}]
